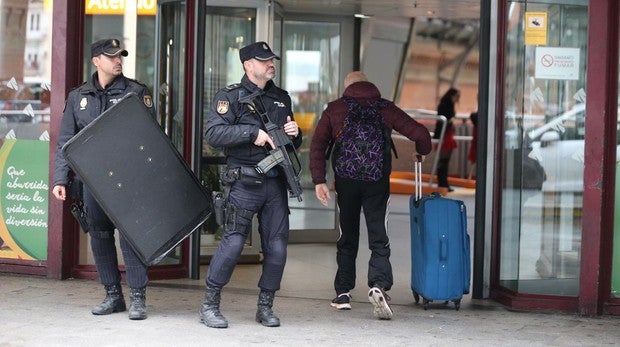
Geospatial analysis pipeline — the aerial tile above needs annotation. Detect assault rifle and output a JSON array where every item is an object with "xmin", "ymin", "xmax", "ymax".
[{"xmin": 239, "ymin": 91, "xmax": 303, "ymax": 201}]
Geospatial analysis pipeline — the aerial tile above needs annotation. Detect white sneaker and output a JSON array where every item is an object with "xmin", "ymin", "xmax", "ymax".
[{"xmin": 368, "ymin": 287, "xmax": 393, "ymax": 320}]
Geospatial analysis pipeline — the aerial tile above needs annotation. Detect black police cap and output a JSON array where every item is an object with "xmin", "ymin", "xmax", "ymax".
[
  {"xmin": 239, "ymin": 41, "xmax": 280, "ymax": 63},
  {"xmin": 91, "ymin": 38, "xmax": 128, "ymax": 58}
]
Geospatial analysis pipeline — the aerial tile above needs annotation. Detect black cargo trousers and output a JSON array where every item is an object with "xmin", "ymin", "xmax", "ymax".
[
  {"xmin": 206, "ymin": 175, "xmax": 290, "ymax": 291},
  {"xmin": 83, "ymin": 188, "xmax": 148, "ymax": 289},
  {"xmin": 333, "ymin": 174, "xmax": 393, "ymax": 294}
]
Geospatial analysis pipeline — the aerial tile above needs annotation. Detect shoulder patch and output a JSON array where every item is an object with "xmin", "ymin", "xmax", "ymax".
[
  {"xmin": 225, "ymin": 83, "xmax": 241, "ymax": 91},
  {"xmin": 217, "ymin": 100, "xmax": 229, "ymax": 114},
  {"xmin": 143, "ymin": 95, "xmax": 153, "ymax": 108}
]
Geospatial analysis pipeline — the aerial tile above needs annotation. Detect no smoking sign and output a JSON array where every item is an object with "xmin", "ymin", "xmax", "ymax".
[{"xmin": 535, "ymin": 47, "xmax": 580, "ymax": 80}]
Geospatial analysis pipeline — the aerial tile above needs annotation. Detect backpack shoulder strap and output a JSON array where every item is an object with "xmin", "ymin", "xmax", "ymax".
[
  {"xmin": 325, "ymin": 141, "xmax": 334, "ymax": 160},
  {"xmin": 373, "ymin": 99, "xmax": 399, "ymax": 159},
  {"xmin": 325, "ymin": 97, "xmax": 356, "ymax": 159},
  {"xmin": 390, "ymin": 138, "xmax": 398, "ymax": 158}
]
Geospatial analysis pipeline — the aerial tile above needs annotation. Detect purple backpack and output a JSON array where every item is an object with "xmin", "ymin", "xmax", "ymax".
[{"xmin": 332, "ymin": 97, "xmax": 390, "ymax": 181}]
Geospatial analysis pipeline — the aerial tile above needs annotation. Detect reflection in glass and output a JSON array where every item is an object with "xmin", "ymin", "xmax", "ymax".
[
  {"xmin": 201, "ymin": 7, "xmax": 256, "ymax": 249},
  {"xmin": 149, "ymin": 2, "xmax": 184, "ymax": 266},
  {"xmin": 611, "ymin": 15, "xmax": 620, "ymax": 298},
  {"xmin": 78, "ymin": 5, "xmax": 170, "ymax": 265},
  {"xmin": 499, "ymin": 2, "xmax": 587, "ymax": 296},
  {"xmin": 283, "ymin": 21, "xmax": 340, "ymax": 231},
  {"xmin": 0, "ymin": 1, "xmax": 51, "ymax": 261}
]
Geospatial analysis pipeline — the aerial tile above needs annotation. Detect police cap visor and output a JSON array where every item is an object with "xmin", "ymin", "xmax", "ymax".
[
  {"xmin": 239, "ymin": 42, "xmax": 280, "ymax": 63},
  {"xmin": 91, "ymin": 39, "xmax": 129, "ymax": 58}
]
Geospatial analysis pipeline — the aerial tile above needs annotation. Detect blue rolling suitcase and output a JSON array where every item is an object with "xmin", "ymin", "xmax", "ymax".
[{"xmin": 409, "ymin": 159, "xmax": 470, "ymax": 310}]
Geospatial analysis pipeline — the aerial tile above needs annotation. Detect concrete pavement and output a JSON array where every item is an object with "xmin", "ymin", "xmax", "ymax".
[
  {"xmin": 2, "ymin": 272, "xmax": 620, "ymax": 346},
  {"xmin": 2, "ymin": 192, "xmax": 620, "ymax": 346}
]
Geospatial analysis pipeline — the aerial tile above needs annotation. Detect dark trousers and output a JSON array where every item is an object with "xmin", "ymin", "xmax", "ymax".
[
  {"xmin": 334, "ymin": 174, "xmax": 393, "ymax": 294},
  {"xmin": 437, "ymin": 149, "xmax": 453, "ymax": 187},
  {"xmin": 206, "ymin": 177, "xmax": 289, "ymax": 291},
  {"xmin": 84, "ymin": 188, "xmax": 148, "ymax": 289}
]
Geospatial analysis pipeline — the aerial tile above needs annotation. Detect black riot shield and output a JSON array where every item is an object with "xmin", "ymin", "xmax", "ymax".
[{"xmin": 62, "ymin": 93, "xmax": 212, "ymax": 265}]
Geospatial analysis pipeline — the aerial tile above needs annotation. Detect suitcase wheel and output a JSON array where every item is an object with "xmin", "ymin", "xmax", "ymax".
[
  {"xmin": 454, "ymin": 299, "xmax": 461, "ymax": 311},
  {"xmin": 423, "ymin": 298, "xmax": 430, "ymax": 310},
  {"xmin": 413, "ymin": 291, "xmax": 420, "ymax": 304}
]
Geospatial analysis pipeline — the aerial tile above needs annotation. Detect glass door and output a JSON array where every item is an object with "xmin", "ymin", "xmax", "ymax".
[
  {"xmin": 157, "ymin": 1, "xmax": 186, "ymax": 151},
  {"xmin": 152, "ymin": 0, "xmax": 185, "ymax": 266},
  {"xmin": 196, "ymin": 5, "xmax": 353, "ymax": 246},
  {"xmin": 282, "ymin": 16, "xmax": 354, "ymax": 242},
  {"xmin": 78, "ymin": 0, "xmax": 167, "ymax": 267},
  {"xmin": 611, "ymin": 10, "xmax": 620, "ymax": 298},
  {"xmin": 198, "ymin": 3, "xmax": 264, "ymax": 259},
  {"xmin": 499, "ymin": 1, "xmax": 588, "ymax": 295}
]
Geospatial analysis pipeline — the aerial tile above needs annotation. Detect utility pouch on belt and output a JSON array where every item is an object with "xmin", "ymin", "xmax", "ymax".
[
  {"xmin": 239, "ymin": 166, "xmax": 264, "ymax": 186},
  {"xmin": 212, "ymin": 191, "xmax": 226, "ymax": 226},
  {"xmin": 220, "ymin": 167, "xmax": 239, "ymax": 186}
]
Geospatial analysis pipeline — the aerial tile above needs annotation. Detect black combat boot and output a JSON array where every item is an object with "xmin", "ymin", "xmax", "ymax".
[
  {"xmin": 199, "ymin": 286, "xmax": 228, "ymax": 328},
  {"xmin": 128, "ymin": 287, "xmax": 147, "ymax": 320},
  {"xmin": 255, "ymin": 290, "xmax": 280, "ymax": 327},
  {"xmin": 91, "ymin": 284, "xmax": 126, "ymax": 315}
]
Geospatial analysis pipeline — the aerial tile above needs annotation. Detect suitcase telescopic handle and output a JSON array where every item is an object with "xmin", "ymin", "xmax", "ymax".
[{"xmin": 414, "ymin": 155, "xmax": 423, "ymax": 201}]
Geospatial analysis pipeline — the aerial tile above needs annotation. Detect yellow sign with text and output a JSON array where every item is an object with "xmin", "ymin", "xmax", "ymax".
[
  {"xmin": 85, "ymin": 0, "xmax": 156, "ymax": 16},
  {"xmin": 525, "ymin": 12, "xmax": 547, "ymax": 45}
]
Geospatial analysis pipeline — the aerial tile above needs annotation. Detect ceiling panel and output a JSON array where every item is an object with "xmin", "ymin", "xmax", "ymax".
[{"xmin": 275, "ymin": 0, "xmax": 481, "ymax": 20}]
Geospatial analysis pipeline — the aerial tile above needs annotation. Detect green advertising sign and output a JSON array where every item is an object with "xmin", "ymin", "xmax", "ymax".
[{"xmin": 0, "ymin": 139, "xmax": 49, "ymax": 260}]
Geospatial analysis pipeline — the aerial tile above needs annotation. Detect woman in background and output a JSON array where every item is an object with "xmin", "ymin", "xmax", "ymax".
[{"xmin": 433, "ymin": 88, "xmax": 460, "ymax": 192}]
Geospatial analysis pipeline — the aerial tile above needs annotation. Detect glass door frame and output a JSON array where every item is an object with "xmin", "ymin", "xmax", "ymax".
[
  {"xmin": 491, "ymin": 0, "xmax": 620, "ymax": 315},
  {"xmin": 491, "ymin": 0, "xmax": 587, "ymax": 312},
  {"xmin": 194, "ymin": 3, "xmax": 355, "ymax": 247},
  {"xmin": 280, "ymin": 13, "xmax": 355, "ymax": 243},
  {"xmin": 193, "ymin": 1, "xmax": 271, "ymax": 268}
]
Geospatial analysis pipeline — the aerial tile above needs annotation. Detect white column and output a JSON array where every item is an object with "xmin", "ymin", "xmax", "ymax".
[{"xmin": 123, "ymin": 0, "xmax": 137, "ymax": 78}]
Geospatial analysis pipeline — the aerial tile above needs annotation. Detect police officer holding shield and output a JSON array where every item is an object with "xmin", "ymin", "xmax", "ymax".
[
  {"xmin": 199, "ymin": 41, "xmax": 302, "ymax": 328},
  {"xmin": 52, "ymin": 38, "xmax": 156, "ymax": 320}
]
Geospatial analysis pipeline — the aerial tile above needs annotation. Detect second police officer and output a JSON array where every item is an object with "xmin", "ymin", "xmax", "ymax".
[{"xmin": 52, "ymin": 38, "xmax": 156, "ymax": 320}]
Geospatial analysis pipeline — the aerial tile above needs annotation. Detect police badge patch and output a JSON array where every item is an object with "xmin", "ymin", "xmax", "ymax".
[
  {"xmin": 217, "ymin": 100, "xmax": 229, "ymax": 114},
  {"xmin": 80, "ymin": 97, "xmax": 88, "ymax": 110},
  {"xmin": 143, "ymin": 95, "xmax": 153, "ymax": 108}
]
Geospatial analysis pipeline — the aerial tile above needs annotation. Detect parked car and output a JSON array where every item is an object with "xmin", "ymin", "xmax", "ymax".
[{"xmin": 525, "ymin": 103, "xmax": 620, "ymax": 192}]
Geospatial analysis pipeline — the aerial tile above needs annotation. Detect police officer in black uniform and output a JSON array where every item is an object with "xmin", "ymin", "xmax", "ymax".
[
  {"xmin": 52, "ymin": 38, "xmax": 156, "ymax": 320},
  {"xmin": 199, "ymin": 41, "xmax": 302, "ymax": 328}
]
